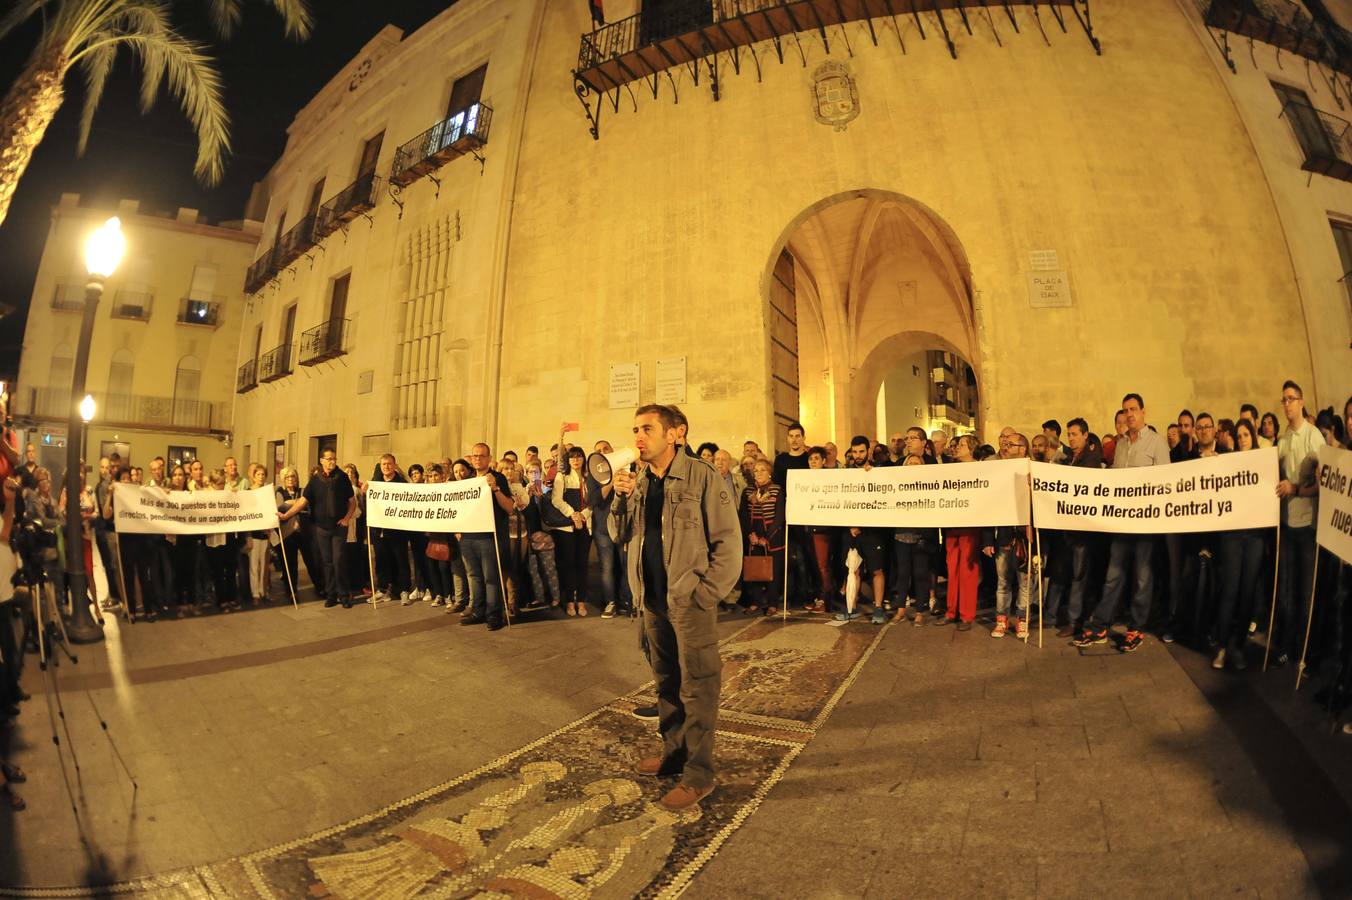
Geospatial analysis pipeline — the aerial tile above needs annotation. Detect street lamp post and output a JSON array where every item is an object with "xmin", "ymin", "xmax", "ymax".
[{"xmin": 64, "ymin": 217, "xmax": 124, "ymax": 644}]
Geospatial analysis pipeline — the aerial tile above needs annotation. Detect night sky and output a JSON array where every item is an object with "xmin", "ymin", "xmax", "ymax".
[{"xmin": 0, "ymin": 1, "xmax": 459, "ymax": 380}]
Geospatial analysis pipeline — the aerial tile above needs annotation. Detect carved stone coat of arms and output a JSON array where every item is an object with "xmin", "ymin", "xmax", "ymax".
[{"xmin": 812, "ymin": 61, "xmax": 859, "ymax": 131}]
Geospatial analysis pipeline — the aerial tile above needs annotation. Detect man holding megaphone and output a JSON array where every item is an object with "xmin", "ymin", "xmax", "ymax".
[{"xmin": 607, "ymin": 404, "xmax": 742, "ymax": 812}]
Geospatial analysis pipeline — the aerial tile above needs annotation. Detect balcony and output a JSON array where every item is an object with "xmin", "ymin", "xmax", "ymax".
[
  {"xmin": 1281, "ymin": 100, "xmax": 1352, "ymax": 182},
  {"xmin": 276, "ymin": 215, "xmax": 318, "ymax": 268},
  {"xmin": 244, "ymin": 247, "xmax": 279, "ymax": 295},
  {"xmin": 257, "ymin": 343, "xmax": 293, "ymax": 383},
  {"xmin": 573, "ymin": 0, "xmax": 1098, "ymax": 137},
  {"xmin": 14, "ymin": 386, "xmax": 228, "ymax": 434},
  {"xmin": 299, "ymin": 318, "xmax": 348, "ymax": 366},
  {"xmin": 51, "ymin": 283, "xmax": 86, "ymax": 312},
  {"xmin": 237, "ymin": 360, "xmax": 258, "ymax": 394},
  {"xmin": 110, "ymin": 289, "xmax": 153, "ymax": 321},
  {"xmin": 316, "ymin": 171, "xmax": 382, "ymax": 238},
  {"xmin": 177, "ymin": 296, "xmax": 223, "ymax": 328},
  {"xmin": 389, "ymin": 102, "xmax": 492, "ymax": 188},
  {"xmin": 1202, "ymin": 0, "xmax": 1349, "ymax": 74}
]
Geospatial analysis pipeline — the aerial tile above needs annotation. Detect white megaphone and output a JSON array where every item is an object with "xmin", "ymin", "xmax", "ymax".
[{"xmin": 587, "ymin": 447, "xmax": 638, "ymax": 486}]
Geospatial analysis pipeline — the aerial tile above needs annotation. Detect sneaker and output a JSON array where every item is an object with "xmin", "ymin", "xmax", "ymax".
[
  {"xmin": 1120, "ymin": 630, "xmax": 1144, "ymax": 653},
  {"xmin": 1014, "ymin": 618, "xmax": 1028, "ymax": 639},
  {"xmin": 431, "ymin": 595, "xmax": 446, "ymax": 607},
  {"xmin": 1161, "ymin": 631, "xmax": 1175, "ymax": 644},
  {"xmin": 834, "ymin": 611, "xmax": 861, "ymax": 622},
  {"xmin": 409, "ymin": 588, "xmax": 425, "ymax": 601},
  {"xmin": 1231, "ymin": 646, "xmax": 1248, "ymax": 671},
  {"xmin": 991, "ymin": 615, "xmax": 1008, "ymax": 639},
  {"xmin": 632, "ymin": 704, "xmax": 659, "ymax": 720},
  {"xmin": 912, "ymin": 611, "xmax": 925, "ymax": 627},
  {"xmin": 370, "ymin": 590, "xmax": 388, "ymax": 603},
  {"xmin": 1073, "ymin": 626, "xmax": 1108, "ymax": 647},
  {"xmin": 602, "ymin": 602, "xmax": 616, "ymax": 618},
  {"xmin": 323, "ymin": 598, "xmax": 338, "ymax": 608},
  {"xmin": 870, "ymin": 609, "xmax": 887, "ymax": 625},
  {"xmin": 1211, "ymin": 648, "xmax": 1226, "ymax": 670},
  {"xmin": 400, "ymin": 591, "xmax": 413, "ymax": 606}
]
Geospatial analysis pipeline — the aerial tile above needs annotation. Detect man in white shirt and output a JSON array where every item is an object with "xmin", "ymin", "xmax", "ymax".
[
  {"xmin": 1075, "ymin": 393, "xmax": 1170, "ymax": 653},
  {"xmin": 1274, "ymin": 380, "xmax": 1322, "ymax": 665}
]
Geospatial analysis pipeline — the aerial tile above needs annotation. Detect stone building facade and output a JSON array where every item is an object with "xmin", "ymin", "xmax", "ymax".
[
  {"xmin": 233, "ymin": 0, "xmax": 1352, "ymax": 471},
  {"xmin": 14, "ymin": 194, "xmax": 258, "ymax": 474}
]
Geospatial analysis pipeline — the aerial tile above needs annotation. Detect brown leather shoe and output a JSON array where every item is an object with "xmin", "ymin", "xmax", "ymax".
[
  {"xmin": 1056, "ymin": 625, "xmax": 1075, "ymax": 638},
  {"xmin": 634, "ymin": 757, "xmax": 682, "ymax": 778},
  {"xmin": 659, "ymin": 782, "xmax": 715, "ymax": 811}
]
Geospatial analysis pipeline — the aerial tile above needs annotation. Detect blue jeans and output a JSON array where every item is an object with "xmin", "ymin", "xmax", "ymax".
[
  {"xmin": 462, "ymin": 535, "xmax": 503, "ymax": 622},
  {"xmin": 1088, "ymin": 535, "xmax": 1155, "ymax": 632},
  {"xmin": 592, "ymin": 525, "xmax": 630, "ymax": 609},
  {"xmin": 994, "ymin": 545, "xmax": 1031, "ymax": 618},
  {"xmin": 1046, "ymin": 537, "xmax": 1092, "ymax": 626}
]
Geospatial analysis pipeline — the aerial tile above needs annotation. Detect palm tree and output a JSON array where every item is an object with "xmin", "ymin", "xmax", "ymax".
[{"xmin": 0, "ymin": 0, "xmax": 312, "ymax": 228}]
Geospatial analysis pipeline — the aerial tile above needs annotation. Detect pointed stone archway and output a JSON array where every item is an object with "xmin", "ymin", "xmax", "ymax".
[{"xmin": 761, "ymin": 189, "xmax": 982, "ymax": 449}]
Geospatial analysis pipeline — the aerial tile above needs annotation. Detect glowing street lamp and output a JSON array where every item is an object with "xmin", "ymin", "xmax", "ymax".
[{"xmin": 64, "ymin": 217, "xmax": 125, "ymax": 643}]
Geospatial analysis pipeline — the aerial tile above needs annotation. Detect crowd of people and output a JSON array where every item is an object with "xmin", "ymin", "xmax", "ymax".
[{"xmin": 1, "ymin": 386, "xmax": 1351, "ymax": 810}]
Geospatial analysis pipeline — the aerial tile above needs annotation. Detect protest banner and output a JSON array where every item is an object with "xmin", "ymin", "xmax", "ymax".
[
  {"xmin": 1316, "ymin": 444, "xmax": 1352, "ymax": 565},
  {"xmin": 113, "ymin": 484, "xmax": 280, "ymax": 535},
  {"xmin": 1029, "ymin": 447, "xmax": 1279, "ymax": 534},
  {"xmin": 365, "ymin": 477, "xmax": 496, "ymax": 533},
  {"xmin": 785, "ymin": 459, "xmax": 1031, "ymax": 528}
]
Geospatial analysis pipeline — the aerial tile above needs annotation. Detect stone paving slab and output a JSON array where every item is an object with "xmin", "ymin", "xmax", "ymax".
[{"xmin": 1, "ymin": 601, "xmax": 1344, "ymax": 898}]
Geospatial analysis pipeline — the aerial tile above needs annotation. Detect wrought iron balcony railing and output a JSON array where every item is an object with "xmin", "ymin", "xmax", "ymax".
[
  {"xmin": 299, "ymin": 317, "xmax": 348, "ymax": 366},
  {"xmin": 257, "ymin": 343, "xmax": 293, "ymax": 383},
  {"xmin": 316, "ymin": 171, "xmax": 382, "ymax": 238},
  {"xmin": 1281, "ymin": 99, "xmax": 1352, "ymax": 182},
  {"xmin": 245, "ymin": 247, "xmax": 279, "ymax": 294},
  {"xmin": 237, "ymin": 360, "xmax": 258, "ymax": 394},
  {"xmin": 572, "ymin": 0, "xmax": 1098, "ymax": 138},
  {"xmin": 1202, "ymin": 0, "xmax": 1350, "ymax": 73},
  {"xmin": 110, "ymin": 289, "xmax": 153, "ymax": 321},
  {"xmin": 178, "ymin": 296, "xmax": 223, "ymax": 328},
  {"xmin": 276, "ymin": 215, "xmax": 318, "ymax": 268},
  {"xmin": 15, "ymin": 386, "xmax": 227, "ymax": 433},
  {"xmin": 389, "ymin": 102, "xmax": 492, "ymax": 187},
  {"xmin": 51, "ymin": 283, "xmax": 86, "ymax": 312}
]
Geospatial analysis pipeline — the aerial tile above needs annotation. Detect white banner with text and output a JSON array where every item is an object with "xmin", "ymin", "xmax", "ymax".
[
  {"xmin": 785, "ymin": 459, "xmax": 1031, "ymax": 528},
  {"xmin": 1030, "ymin": 448, "xmax": 1280, "ymax": 534},
  {"xmin": 113, "ymin": 485, "xmax": 280, "ymax": 535},
  {"xmin": 364, "ymin": 478, "xmax": 496, "ymax": 533},
  {"xmin": 1316, "ymin": 444, "xmax": 1352, "ymax": 565}
]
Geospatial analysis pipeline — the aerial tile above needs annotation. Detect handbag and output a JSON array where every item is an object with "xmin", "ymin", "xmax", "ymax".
[
  {"xmin": 742, "ymin": 544, "xmax": 774, "ymax": 583},
  {"xmin": 426, "ymin": 538, "xmax": 451, "ymax": 561}
]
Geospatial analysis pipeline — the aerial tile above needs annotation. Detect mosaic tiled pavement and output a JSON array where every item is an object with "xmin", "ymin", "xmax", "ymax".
[{"xmin": 8, "ymin": 617, "xmax": 888, "ymax": 899}]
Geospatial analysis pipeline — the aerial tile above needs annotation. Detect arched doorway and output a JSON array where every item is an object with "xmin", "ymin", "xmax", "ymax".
[{"xmin": 762, "ymin": 190, "xmax": 981, "ymax": 449}]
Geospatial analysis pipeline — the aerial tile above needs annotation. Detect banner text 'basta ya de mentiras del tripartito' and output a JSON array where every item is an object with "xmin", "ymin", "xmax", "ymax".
[{"xmin": 787, "ymin": 449, "xmax": 1282, "ymax": 535}]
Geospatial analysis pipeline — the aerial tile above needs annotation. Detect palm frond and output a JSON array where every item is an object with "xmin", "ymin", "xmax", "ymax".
[
  {"xmin": 75, "ymin": 36, "xmax": 116, "ymax": 156},
  {"xmin": 205, "ymin": 0, "xmax": 311, "ymax": 41},
  {"xmin": 0, "ymin": 0, "xmax": 49, "ymax": 43},
  {"xmin": 118, "ymin": 28, "xmax": 231, "ymax": 185},
  {"xmin": 205, "ymin": 0, "xmax": 241, "ymax": 39},
  {"xmin": 267, "ymin": 0, "xmax": 312, "ymax": 40},
  {"xmin": 111, "ymin": 1, "xmax": 173, "ymax": 111}
]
